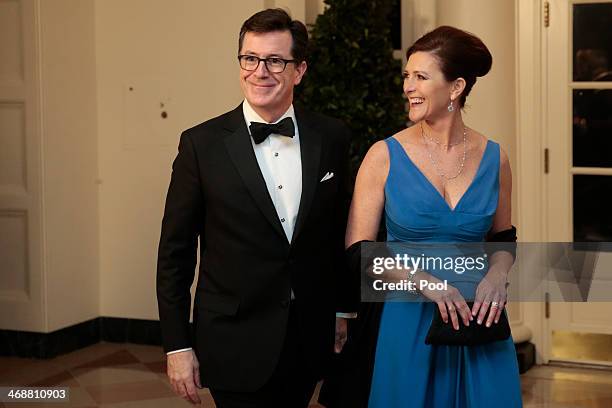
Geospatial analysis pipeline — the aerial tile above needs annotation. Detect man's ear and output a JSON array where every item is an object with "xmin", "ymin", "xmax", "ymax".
[{"xmin": 294, "ymin": 61, "xmax": 307, "ymax": 85}]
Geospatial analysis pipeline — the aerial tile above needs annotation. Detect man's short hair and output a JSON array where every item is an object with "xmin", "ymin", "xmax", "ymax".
[{"xmin": 239, "ymin": 8, "xmax": 308, "ymax": 63}]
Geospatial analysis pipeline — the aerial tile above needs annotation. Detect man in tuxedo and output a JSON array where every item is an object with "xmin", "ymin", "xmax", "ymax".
[{"xmin": 156, "ymin": 8, "xmax": 357, "ymax": 407}]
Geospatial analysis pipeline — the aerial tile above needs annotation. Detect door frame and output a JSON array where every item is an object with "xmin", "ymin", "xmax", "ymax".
[{"xmin": 515, "ymin": 0, "xmax": 549, "ymax": 363}]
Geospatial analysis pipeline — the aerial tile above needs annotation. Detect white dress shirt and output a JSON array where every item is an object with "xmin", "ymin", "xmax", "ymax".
[{"xmin": 242, "ymin": 100, "xmax": 302, "ymax": 242}]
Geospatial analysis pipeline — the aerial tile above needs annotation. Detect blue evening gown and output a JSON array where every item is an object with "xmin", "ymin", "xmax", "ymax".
[{"xmin": 367, "ymin": 136, "xmax": 523, "ymax": 407}]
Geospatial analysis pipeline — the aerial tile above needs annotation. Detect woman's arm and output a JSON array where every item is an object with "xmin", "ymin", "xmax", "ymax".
[
  {"xmin": 345, "ymin": 140, "xmax": 389, "ymax": 247},
  {"xmin": 488, "ymin": 146, "xmax": 515, "ymax": 274},
  {"xmin": 473, "ymin": 145, "xmax": 514, "ymax": 325}
]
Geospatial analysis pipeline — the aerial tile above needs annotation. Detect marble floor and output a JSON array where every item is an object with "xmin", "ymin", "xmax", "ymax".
[{"xmin": 1, "ymin": 342, "xmax": 612, "ymax": 407}]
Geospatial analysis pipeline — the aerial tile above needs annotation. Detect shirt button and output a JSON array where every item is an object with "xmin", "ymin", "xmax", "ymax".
[
  {"xmin": 278, "ymin": 185, "xmax": 283, "ymax": 189},
  {"xmin": 274, "ymin": 152, "xmax": 279, "ymax": 157},
  {"xmin": 281, "ymin": 218, "xmax": 286, "ymax": 223}
]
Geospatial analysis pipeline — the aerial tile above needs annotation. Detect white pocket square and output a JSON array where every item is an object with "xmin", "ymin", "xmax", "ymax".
[{"xmin": 320, "ymin": 172, "xmax": 334, "ymax": 182}]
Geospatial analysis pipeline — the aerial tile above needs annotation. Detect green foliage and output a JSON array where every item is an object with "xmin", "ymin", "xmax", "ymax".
[{"xmin": 296, "ymin": 0, "xmax": 407, "ymax": 176}]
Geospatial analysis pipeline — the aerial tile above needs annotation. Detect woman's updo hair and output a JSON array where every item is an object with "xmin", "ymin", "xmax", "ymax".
[{"xmin": 406, "ymin": 26, "xmax": 492, "ymax": 108}]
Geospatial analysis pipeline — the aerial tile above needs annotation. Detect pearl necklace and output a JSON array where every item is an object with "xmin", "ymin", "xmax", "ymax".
[{"xmin": 420, "ymin": 122, "xmax": 468, "ymax": 183}]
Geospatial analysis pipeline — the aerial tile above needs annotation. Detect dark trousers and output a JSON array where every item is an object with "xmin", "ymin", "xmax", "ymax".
[{"xmin": 209, "ymin": 304, "xmax": 319, "ymax": 408}]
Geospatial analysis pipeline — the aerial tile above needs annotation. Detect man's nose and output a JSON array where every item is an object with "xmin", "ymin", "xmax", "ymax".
[{"xmin": 254, "ymin": 60, "xmax": 270, "ymax": 77}]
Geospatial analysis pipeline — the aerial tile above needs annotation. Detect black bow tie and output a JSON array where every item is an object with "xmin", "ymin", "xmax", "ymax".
[{"xmin": 249, "ymin": 117, "xmax": 295, "ymax": 144}]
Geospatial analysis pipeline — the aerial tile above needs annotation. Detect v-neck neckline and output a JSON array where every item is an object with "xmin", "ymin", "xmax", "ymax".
[{"xmin": 391, "ymin": 137, "xmax": 492, "ymax": 212}]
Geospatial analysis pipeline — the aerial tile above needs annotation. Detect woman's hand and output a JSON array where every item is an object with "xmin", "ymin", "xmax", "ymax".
[
  {"xmin": 415, "ymin": 271, "xmax": 472, "ymax": 330},
  {"xmin": 471, "ymin": 269, "xmax": 508, "ymax": 326}
]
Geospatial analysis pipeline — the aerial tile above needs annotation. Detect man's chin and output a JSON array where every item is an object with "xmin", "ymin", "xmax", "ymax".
[{"xmin": 246, "ymin": 96, "xmax": 275, "ymax": 109}]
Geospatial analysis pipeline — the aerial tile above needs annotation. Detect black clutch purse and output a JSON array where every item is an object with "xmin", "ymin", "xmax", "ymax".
[{"xmin": 425, "ymin": 302, "xmax": 511, "ymax": 346}]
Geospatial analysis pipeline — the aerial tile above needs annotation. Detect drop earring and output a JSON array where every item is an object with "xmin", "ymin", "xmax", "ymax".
[{"xmin": 447, "ymin": 100, "xmax": 454, "ymax": 112}]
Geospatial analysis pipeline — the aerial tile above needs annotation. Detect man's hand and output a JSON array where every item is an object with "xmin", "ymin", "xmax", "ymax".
[
  {"xmin": 167, "ymin": 349, "xmax": 202, "ymax": 404},
  {"xmin": 334, "ymin": 317, "xmax": 348, "ymax": 353}
]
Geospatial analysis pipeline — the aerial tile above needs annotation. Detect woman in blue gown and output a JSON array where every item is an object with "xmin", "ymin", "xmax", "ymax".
[{"xmin": 322, "ymin": 26, "xmax": 522, "ymax": 407}]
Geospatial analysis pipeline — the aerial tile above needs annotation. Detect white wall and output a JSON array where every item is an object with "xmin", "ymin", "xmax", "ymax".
[{"xmin": 437, "ymin": 0, "xmax": 517, "ymax": 171}]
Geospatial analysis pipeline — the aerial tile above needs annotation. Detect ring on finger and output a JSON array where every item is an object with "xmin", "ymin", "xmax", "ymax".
[{"xmin": 491, "ymin": 301, "xmax": 499, "ymax": 308}]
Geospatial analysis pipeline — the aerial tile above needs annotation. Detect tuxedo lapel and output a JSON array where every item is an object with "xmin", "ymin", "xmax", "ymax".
[
  {"xmin": 223, "ymin": 104, "xmax": 287, "ymax": 241},
  {"xmin": 292, "ymin": 106, "xmax": 322, "ymax": 245}
]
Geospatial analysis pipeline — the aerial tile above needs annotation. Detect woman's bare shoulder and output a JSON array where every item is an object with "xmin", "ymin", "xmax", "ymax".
[
  {"xmin": 362, "ymin": 139, "xmax": 390, "ymax": 171},
  {"xmin": 472, "ymin": 129, "xmax": 511, "ymax": 172},
  {"xmin": 468, "ymin": 128, "xmax": 490, "ymax": 149},
  {"xmin": 391, "ymin": 125, "xmax": 419, "ymax": 146}
]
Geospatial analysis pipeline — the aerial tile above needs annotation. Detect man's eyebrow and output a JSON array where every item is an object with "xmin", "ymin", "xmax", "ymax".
[{"xmin": 241, "ymin": 51, "xmax": 287, "ymax": 58}]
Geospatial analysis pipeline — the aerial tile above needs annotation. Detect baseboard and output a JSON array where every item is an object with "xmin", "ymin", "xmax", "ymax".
[{"xmin": 0, "ymin": 317, "xmax": 163, "ymax": 359}]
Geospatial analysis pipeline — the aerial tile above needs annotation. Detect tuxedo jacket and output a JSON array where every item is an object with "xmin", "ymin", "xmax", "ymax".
[{"xmin": 156, "ymin": 103, "xmax": 357, "ymax": 392}]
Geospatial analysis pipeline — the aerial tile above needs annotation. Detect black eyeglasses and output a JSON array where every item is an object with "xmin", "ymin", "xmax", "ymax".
[{"xmin": 238, "ymin": 55, "xmax": 297, "ymax": 73}]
